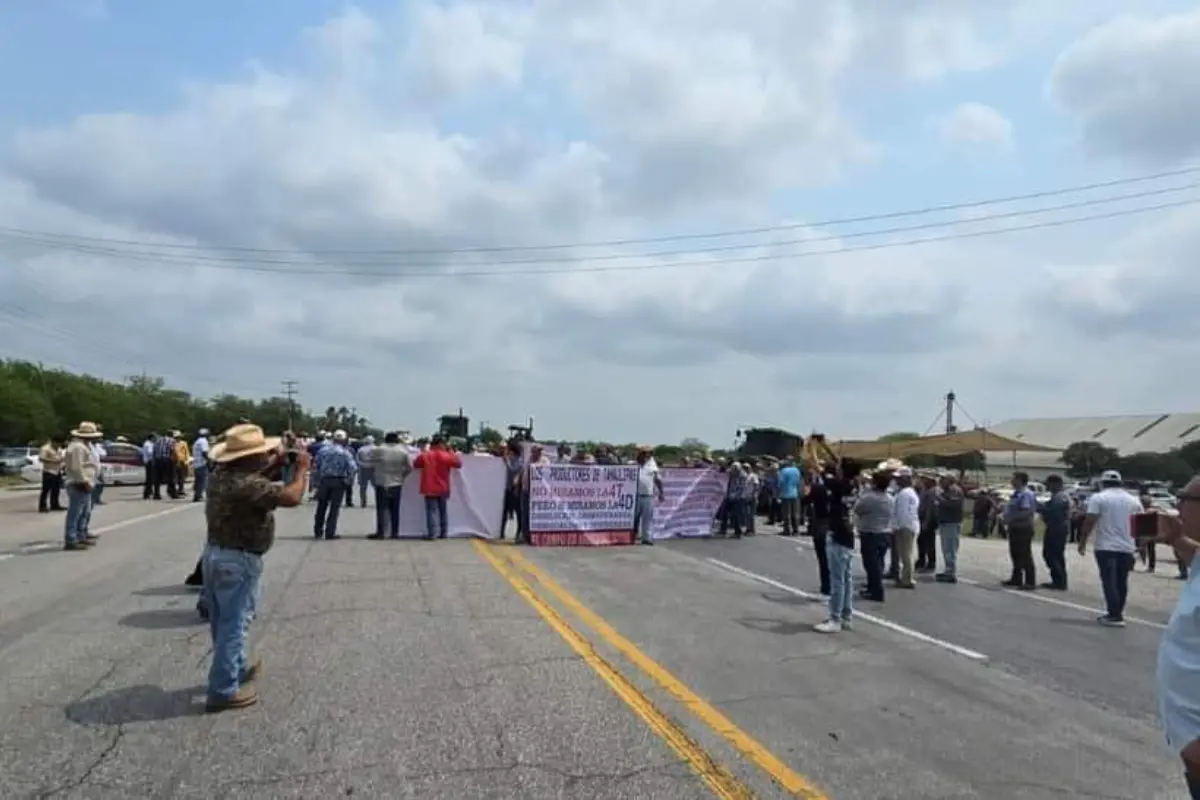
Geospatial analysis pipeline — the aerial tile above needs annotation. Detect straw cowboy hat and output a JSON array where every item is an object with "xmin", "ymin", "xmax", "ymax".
[
  {"xmin": 70, "ymin": 421, "xmax": 103, "ymax": 439},
  {"xmin": 209, "ymin": 424, "xmax": 281, "ymax": 464}
]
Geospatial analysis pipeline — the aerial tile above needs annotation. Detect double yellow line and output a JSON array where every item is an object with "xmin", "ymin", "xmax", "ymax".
[{"xmin": 472, "ymin": 540, "xmax": 827, "ymax": 800}]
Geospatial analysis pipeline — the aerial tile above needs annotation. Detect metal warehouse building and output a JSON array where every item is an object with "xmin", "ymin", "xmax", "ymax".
[{"xmin": 981, "ymin": 413, "xmax": 1200, "ymax": 480}]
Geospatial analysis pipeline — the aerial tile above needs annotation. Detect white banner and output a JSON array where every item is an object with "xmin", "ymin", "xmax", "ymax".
[
  {"xmin": 651, "ymin": 467, "xmax": 729, "ymax": 539},
  {"xmin": 391, "ymin": 454, "xmax": 506, "ymax": 538},
  {"xmin": 528, "ymin": 464, "xmax": 638, "ymax": 538}
]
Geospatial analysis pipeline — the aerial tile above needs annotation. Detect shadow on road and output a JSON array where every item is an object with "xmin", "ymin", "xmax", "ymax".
[
  {"xmin": 735, "ymin": 617, "xmax": 814, "ymax": 636},
  {"xmin": 131, "ymin": 585, "xmax": 197, "ymax": 598},
  {"xmin": 118, "ymin": 609, "xmax": 204, "ymax": 630},
  {"xmin": 65, "ymin": 684, "xmax": 207, "ymax": 724}
]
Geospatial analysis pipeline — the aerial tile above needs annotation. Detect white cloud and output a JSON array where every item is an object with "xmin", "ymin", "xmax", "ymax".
[
  {"xmin": 1048, "ymin": 9, "xmax": 1200, "ymax": 163},
  {"xmin": 936, "ymin": 102, "xmax": 1015, "ymax": 151},
  {"xmin": 2, "ymin": 2, "xmax": 1199, "ymax": 443}
]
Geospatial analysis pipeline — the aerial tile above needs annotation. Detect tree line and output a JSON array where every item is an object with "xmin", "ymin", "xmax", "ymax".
[
  {"xmin": 0, "ymin": 360, "xmax": 380, "ymax": 445},
  {"xmin": 1061, "ymin": 440, "xmax": 1200, "ymax": 487}
]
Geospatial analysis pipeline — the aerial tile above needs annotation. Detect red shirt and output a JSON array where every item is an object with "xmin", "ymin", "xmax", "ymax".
[{"xmin": 413, "ymin": 447, "xmax": 463, "ymax": 497}]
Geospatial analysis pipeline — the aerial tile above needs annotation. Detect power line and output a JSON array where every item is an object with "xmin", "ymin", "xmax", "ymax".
[
  {"xmin": 282, "ymin": 380, "xmax": 299, "ymax": 431},
  {"xmin": 3, "ymin": 194, "xmax": 1194, "ymax": 279},
  {"xmin": 4, "ymin": 180, "xmax": 1193, "ymax": 270},
  {"xmin": 0, "ymin": 164, "xmax": 1198, "ymax": 256}
]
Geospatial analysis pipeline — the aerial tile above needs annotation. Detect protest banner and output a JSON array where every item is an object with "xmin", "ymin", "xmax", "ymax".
[
  {"xmin": 528, "ymin": 463, "xmax": 639, "ymax": 546},
  {"xmin": 391, "ymin": 455, "xmax": 506, "ymax": 539},
  {"xmin": 651, "ymin": 467, "xmax": 728, "ymax": 539}
]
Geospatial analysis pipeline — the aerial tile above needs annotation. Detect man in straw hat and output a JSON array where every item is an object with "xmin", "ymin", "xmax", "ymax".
[
  {"xmin": 201, "ymin": 424, "xmax": 311, "ymax": 712},
  {"xmin": 62, "ymin": 421, "xmax": 103, "ymax": 551}
]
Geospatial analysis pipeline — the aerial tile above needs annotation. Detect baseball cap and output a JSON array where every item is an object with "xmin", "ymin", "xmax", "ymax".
[{"xmin": 1100, "ymin": 469, "xmax": 1122, "ymax": 483}]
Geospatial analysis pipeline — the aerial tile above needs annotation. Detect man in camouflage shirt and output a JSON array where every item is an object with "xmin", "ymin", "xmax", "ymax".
[{"xmin": 202, "ymin": 424, "xmax": 309, "ymax": 713}]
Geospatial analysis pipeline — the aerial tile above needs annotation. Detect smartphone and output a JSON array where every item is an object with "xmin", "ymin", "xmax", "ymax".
[{"xmin": 1132, "ymin": 512, "xmax": 1159, "ymax": 543}]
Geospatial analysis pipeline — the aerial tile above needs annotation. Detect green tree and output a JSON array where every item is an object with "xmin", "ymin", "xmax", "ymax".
[
  {"xmin": 480, "ymin": 426, "xmax": 504, "ymax": 448},
  {"xmin": 1062, "ymin": 441, "xmax": 1120, "ymax": 477},
  {"xmin": 0, "ymin": 359, "xmax": 371, "ymax": 444}
]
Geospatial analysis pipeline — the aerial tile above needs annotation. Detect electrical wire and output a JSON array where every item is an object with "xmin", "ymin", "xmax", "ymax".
[
  {"xmin": 1, "ymin": 163, "xmax": 1197, "ymax": 255},
  {"xmin": 2, "ymin": 194, "xmax": 1194, "ymax": 279},
  {"xmin": 3, "ymin": 180, "xmax": 1193, "ymax": 270}
]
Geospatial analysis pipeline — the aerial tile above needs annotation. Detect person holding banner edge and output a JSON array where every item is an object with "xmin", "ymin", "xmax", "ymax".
[{"xmin": 635, "ymin": 446, "xmax": 665, "ymax": 545}]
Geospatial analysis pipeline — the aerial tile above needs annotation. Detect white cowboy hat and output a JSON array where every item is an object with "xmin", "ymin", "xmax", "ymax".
[
  {"xmin": 70, "ymin": 421, "xmax": 103, "ymax": 439},
  {"xmin": 209, "ymin": 424, "xmax": 281, "ymax": 464}
]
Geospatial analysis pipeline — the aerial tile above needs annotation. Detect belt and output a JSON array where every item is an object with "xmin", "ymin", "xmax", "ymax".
[{"xmin": 209, "ymin": 544, "xmax": 266, "ymax": 557}]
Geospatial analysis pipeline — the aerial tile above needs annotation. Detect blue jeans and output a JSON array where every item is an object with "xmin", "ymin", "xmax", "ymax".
[
  {"xmin": 827, "ymin": 537, "xmax": 855, "ymax": 621},
  {"xmin": 64, "ymin": 484, "xmax": 92, "ymax": 544},
  {"xmin": 193, "ymin": 465, "xmax": 209, "ymax": 501},
  {"xmin": 375, "ymin": 485, "xmax": 402, "ymax": 537},
  {"xmin": 313, "ymin": 476, "xmax": 347, "ymax": 538},
  {"xmin": 202, "ymin": 546, "xmax": 263, "ymax": 701},
  {"xmin": 635, "ymin": 495, "xmax": 655, "ymax": 542},
  {"xmin": 939, "ymin": 522, "xmax": 962, "ymax": 576},
  {"xmin": 424, "ymin": 495, "xmax": 448, "ymax": 538},
  {"xmin": 90, "ymin": 477, "xmax": 105, "ymax": 505},
  {"xmin": 1095, "ymin": 550, "xmax": 1135, "ymax": 620}
]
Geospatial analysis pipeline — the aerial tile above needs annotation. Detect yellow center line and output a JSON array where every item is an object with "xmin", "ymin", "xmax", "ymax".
[
  {"xmin": 499, "ymin": 545, "xmax": 828, "ymax": 799},
  {"xmin": 470, "ymin": 540, "xmax": 753, "ymax": 800}
]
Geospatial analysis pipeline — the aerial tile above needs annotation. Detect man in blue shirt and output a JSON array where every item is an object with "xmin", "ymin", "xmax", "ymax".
[
  {"xmin": 312, "ymin": 430, "xmax": 356, "ymax": 540},
  {"xmin": 777, "ymin": 458, "xmax": 802, "ymax": 536},
  {"xmin": 1155, "ymin": 475, "xmax": 1200, "ymax": 798},
  {"xmin": 1003, "ymin": 471, "xmax": 1038, "ymax": 589}
]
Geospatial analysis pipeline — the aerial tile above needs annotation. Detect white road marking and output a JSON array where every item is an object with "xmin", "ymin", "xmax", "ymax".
[
  {"xmin": 705, "ymin": 557, "xmax": 990, "ymax": 662},
  {"xmin": 90, "ymin": 503, "xmax": 197, "ymax": 535},
  {"xmin": 795, "ymin": 541, "xmax": 1168, "ymax": 630}
]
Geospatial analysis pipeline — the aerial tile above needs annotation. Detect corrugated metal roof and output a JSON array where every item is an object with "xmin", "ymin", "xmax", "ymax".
[{"xmin": 981, "ymin": 413, "xmax": 1200, "ymax": 468}]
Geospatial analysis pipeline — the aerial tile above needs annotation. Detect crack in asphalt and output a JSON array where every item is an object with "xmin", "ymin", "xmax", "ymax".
[{"xmin": 36, "ymin": 724, "xmax": 125, "ymax": 798}]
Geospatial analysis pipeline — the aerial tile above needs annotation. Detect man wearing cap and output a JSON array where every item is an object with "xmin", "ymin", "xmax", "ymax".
[
  {"xmin": 312, "ymin": 430, "xmax": 357, "ymax": 540},
  {"xmin": 1079, "ymin": 469, "xmax": 1143, "ymax": 626},
  {"xmin": 203, "ymin": 424, "xmax": 310, "ymax": 711},
  {"xmin": 192, "ymin": 429, "xmax": 212, "ymax": 502},
  {"xmin": 62, "ymin": 421, "xmax": 102, "ymax": 551},
  {"xmin": 892, "ymin": 468, "xmax": 920, "ymax": 589},
  {"xmin": 355, "ymin": 435, "xmax": 376, "ymax": 509},
  {"xmin": 634, "ymin": 446, "xmax": 665, "ymax": 545}
]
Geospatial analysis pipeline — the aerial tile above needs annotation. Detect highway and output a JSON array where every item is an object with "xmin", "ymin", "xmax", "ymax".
[{"xmin": 0, "ymin": 487, "xmax": 1188, "ymax": 799}]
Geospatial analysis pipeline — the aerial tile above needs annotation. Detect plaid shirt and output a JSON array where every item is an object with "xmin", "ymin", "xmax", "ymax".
[
  {"xmin": 153, "ymin": 437, "xmax": 175, "ymax": 460},
  {"xmin": 726, "ymin": 469, "xmax": 747, "ymax": 499}
]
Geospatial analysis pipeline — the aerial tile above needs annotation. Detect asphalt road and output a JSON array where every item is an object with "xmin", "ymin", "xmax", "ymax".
[{"xmin": 0, "ymin": 492, "xmax": 1189, "ymax": 799}]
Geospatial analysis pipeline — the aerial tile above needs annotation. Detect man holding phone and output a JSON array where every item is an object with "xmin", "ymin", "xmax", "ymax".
[
  {"xmin": 1155, "ymin": 475, "xmax": 1200, "ymax": 799},
  {"xmin": 1078, "ymin": 469, "xmax": 1142, "ymax": 627}
]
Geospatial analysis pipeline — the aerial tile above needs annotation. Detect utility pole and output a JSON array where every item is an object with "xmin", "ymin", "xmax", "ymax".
[
  {"xmin": 945, "ymin": 390, "xmax": 957, "ymax": 435},
  {"xmin": 281, "ymin": 380, "xmax": 299, "ymax": 432}
]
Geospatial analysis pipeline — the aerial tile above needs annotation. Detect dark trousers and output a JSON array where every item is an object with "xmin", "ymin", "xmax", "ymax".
[
  {"xmin": 1007, "ymin": 524, "xmax": 1036, "ymax": 587},
  {"xmin": 374, "ymin": 485, "xmax": 402, "ymax": 537},
  {"xmin": 313, "ymin": 477, "xmax": 346, "ymax": 538},
  {"xmin": 781, "ymin": 497, "xmax": 801, "ymax": 534},
  {"xmin": 153, "ymin": 458, "xmax": 176, "ymax": 499},
  {"xmin": 1096, "ymin": 551, "xmax": 1135, "ymax": 620},
  {"xmin": 767, "ymin": 498, "xmax": 781, "ymax": 526},
  {"xmin": 1186, "ymin": 770, "xmax": 1200, "ymax": 800},
  {"xmin": 39, "ymin": 471, "xmax": 63, "ymax": 511},
  {"xmin": 424, "ymin": 495, "xmax": 449, "ymax": 539},
  {"xmin": 971, "ymin": 514, "xmax": 989, "ymax": 538},
  {"xmin": 719, "ymin": 498, "xmax": 746, "ymax": 537},
  {"xmin": 810, "ymin": 519, "xmax": 830, "ymax": 593},
  {"xmin": 916, "ymin": 525, "xmax": 937, "ymax": 570},
  {"xmin": 860, "ymin": 532, "xmax": 887, "ymax": 600},
  {"xmin": 143, "ymin": 459, "xmax": 155, "ymax": 499},
  {"xmin": 1042, "ymin": 526, "xmax": 1068, "ymax": 588},
  {"xmin": 344, "ymin": 482, "xmax": 354, "ymax": 507},
  {"xmin": 1069, "ymin": 516, "xmax": 1083, "ymax": 543},
  {"xmin": 518, "ymin": 489, "xmax": 531, "ymax": 543},
  {"xmin": 501, "ymin": 488, "xmax": 520, "ymax": 539}
]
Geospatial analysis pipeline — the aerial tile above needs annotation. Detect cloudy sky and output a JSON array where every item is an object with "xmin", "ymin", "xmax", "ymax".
[{"xmin": 0, "ymin": 1, "xmax": 1197, "ymax": 445}]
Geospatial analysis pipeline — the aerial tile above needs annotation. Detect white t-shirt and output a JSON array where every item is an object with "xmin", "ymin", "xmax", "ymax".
[
  {"xmin": 892, "ymin": 486, "xmax": 920, "ymax": 532},
  {"xmin": 1085, "ymin": 488, "xmax": 1142, "ymax": 554},
  {"xmin": 637, "ymin": 462, "xmax": 658, "ymax": 496}
]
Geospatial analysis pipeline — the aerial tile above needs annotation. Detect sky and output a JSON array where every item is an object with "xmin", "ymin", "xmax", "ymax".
[{"xmin": 1, "ymin": 1, "xmax": 1199, "ymax": 446}]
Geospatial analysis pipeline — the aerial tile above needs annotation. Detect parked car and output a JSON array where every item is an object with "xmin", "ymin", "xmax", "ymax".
[
  {"xmin": 0, "ymin": 445, "xmax": 35, "ymax": 476},
  {"xmin": 19, "ymin": 440, "xmax": 147, "ymax": 486}
]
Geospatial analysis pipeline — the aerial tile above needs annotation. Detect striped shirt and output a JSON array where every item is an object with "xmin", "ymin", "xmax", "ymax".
[{"xmin": 153, "ymin": 437, "xmax": 175, "ymax": 460}]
